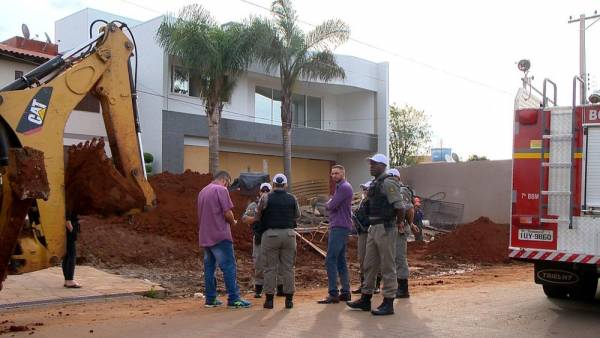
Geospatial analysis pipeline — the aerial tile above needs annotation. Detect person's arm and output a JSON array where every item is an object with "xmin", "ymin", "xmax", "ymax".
[
  {"xmin": 218, "ymin": 187, "xmax": 236, "ymax": 226},
  {"xmin": 66, "ymin": 220, "xmax": 74, "ymax": 232},
  {"xmin": 395, "ymin": 208, "xmax": 407, "ymax": 233},
  {"xmin": 242, "ymin": 203, "xmax": 257, "ymax": 224},
  {"xmin": 224, "ymin": 209, "xmax": 237, "ymax": 227},
  {"xmin": 294, "ymin": 197, "xmax": 301, "ymax": 220},
  {"xmin": 255, "ymin": 194, "xmax": 269, "ymax": 222},
  {"xmin": 326, "ymin": 183, "xmax": 352, "ymax": 211},
  {"xmin": 242, "ymin": 214, "xmax": 255, "ymax": 224}
]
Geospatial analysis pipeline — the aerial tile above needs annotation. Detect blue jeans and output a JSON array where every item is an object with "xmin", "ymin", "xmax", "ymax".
[
  {"xmin": 326, "ymin": 227, "xmax": 351, "ymax": 296},
  {"xmin": 204, "ymin": 240, "xmax": 240, "ymax": 302}
]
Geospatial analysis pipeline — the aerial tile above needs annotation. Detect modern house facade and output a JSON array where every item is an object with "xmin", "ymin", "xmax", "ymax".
[{"xmin": 55, "ymin": 8, "xmax": 389, "ymax": 189}]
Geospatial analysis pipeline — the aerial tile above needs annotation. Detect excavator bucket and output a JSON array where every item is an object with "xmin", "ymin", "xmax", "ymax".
[
  {"xmin": 0, "ymin": 147, "xmax": 49, "ymax": 290},
  {"xmin": 65, "ymin": 138, "xmax": 148, "ymax": 216}
]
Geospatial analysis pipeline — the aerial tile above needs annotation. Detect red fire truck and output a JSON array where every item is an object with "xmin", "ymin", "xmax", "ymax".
[{"xmin": 510, "ymin": 64, "xmax": 600, "ymax": 300}]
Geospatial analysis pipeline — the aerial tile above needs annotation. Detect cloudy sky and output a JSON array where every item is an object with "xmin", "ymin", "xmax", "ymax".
[{"xmin": 1, "ymin": 0, "xmax": 599, "ymax": 160}]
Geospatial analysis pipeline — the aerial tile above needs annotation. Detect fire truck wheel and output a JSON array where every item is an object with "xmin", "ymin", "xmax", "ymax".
[
  {"xmin": 542, "ymin": 285, "xmax": 569, "ymax": 299},
  {"xmin": 572, "ymin": 276, "xmax": 598, "ymax": 301}
]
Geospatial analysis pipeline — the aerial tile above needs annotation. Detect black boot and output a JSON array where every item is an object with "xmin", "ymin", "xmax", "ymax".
[
  {"xmin": 371, "ymin": 297, "xmax": 394, "ymax": 316},
  {"xmin": 346, "ymin": 293, "xmax": 372, "ymax": 311},
  {"xmin": 339, "ymin": 292, "xmax": 351, "ymax": 302},
  {"xmin": 254, "ymin": 284, "xmax": 263, "ymax": 299},
  {"xmin": 374, "ymin": 275, "xmax": 382, "ymax": 294},
  {"xmin": 352, "ymin": 275, "xmax": 364, "ymax": 294},
  {"xmin": 263, "ymin": 294, "xmax": 274, "ymax": 309},
  {"xmin": 276, "ymin": 284, "xmax": 285, "ymax": 297},
  {"xmin": 285, "ymin": 294, "xmax": 294, "ymax": 309},
  {"xmin": 396, "ymin": 279, "xmax": 409, "ymax": 299}
]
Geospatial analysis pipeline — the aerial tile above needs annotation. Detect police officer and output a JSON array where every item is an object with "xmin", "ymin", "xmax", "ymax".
[
  {"xmin": 351, "ymin": 181, "xmax": 371, "ymax": 294},
  {"xmin": 388, "ymin": 168, "xmax": 417, "ymax": 298},
  {"xmin": 255, "ymin": 173, "xmax": 300, "ymax": 309},
  {"xmin": 242, "ymin": 182, "xmax": 274, "ymax": 298},
  {"xmin": 347, "ymin": 154, "xmax": 411, "ymax": 316}
]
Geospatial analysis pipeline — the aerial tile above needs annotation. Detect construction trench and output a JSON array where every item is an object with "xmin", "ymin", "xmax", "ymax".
[{"xmin": 64, "ymin": 160, "xmax": 512, "ymax": 297}]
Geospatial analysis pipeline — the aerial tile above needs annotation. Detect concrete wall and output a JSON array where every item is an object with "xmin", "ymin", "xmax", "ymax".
[
  {"xmin": 162, "ymin": 110, "xmax": 377, "ymax": 174},
  {"xmin": 131, "ymin": 16, "xmax": 165, "ymax": 171},
  {"xmin": 0, "ymin": 59, "xmax": 36, "ymax": 85},
  {"xmin": 400, "ymin": 160, "xmax": 512, "ymax": 224},
  {"xmin": 55, "ymin": 8, "xmax": 141, "ymax": 53}
]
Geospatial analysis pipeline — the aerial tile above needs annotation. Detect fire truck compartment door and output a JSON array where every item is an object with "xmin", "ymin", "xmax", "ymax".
[{"xmin": 586, "ymin": 127, "xmax": 600, "ymax": 207}]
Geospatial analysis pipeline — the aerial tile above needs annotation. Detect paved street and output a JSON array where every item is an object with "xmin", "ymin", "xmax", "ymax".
[{"xmin": 1, "ymin": 266, "xmax": 599, "ymax": 337}]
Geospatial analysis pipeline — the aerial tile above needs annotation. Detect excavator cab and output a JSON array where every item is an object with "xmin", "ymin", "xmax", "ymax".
[{"xmin": 0, "ymin": 22, "xmax": 156, "ymax": 290}]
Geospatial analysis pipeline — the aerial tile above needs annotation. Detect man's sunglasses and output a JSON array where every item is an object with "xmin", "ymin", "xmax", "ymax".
[{"xmin": 260, "ymin": 187, "xmax": 271, "ymax": 193}]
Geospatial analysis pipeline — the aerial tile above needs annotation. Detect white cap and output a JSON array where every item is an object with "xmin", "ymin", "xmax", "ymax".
[
  {"xmin": 360, "ymin": 180, "xmax": 372, "ymax": 189},
  {"xmin": 272, "ymin": 173, "xmax": 287, "ymax": 185},
  {"xmin": 260, "ymin": 183, "xmax": 272, "ymax": 191},
  {"xmin": 367, "ymin": 153, "xmax": 389, "ymax": 166},
  {"xmin": 388, "ymin": 168, "xmax": 400, "ymax": 177}
]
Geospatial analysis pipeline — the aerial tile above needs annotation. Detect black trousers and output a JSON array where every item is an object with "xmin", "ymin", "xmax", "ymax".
[{"xmin": 62, "ymin": 232, "xmax": 76, "ymax": 280}]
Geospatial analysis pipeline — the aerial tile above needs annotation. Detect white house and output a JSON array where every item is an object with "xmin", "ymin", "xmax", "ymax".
[{"xmin": 55, "ymin": 8, "xmax": 389, "ymax": 189}]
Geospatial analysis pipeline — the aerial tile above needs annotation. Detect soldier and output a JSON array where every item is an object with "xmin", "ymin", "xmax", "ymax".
[
  {"xmin": 255, "ymin": 174, "xmax": 301, "ymax": 309},
  {"xmin": 387, "ymin": 168, "xmax": 418, "ymax": 298},
  {"xmin": 347, "ymin": 154, "xmax": 412, "ymax": 316},
  {"xmin": 242, "ymin": 182, "xmax": 279, "ymax": 299}
]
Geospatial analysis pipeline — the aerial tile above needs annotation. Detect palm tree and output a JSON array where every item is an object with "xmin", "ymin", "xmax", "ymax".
[
  {"xmin": 157, "ymin": 5, "xmax": 255, "ymax": 174},
  {"xmin": 251, "ymin": 0, "xmax": 350, "ymax": 189}
]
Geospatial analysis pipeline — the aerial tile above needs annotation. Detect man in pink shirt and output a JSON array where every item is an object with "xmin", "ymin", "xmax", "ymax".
[{"xmin": 198, "ymin": 171, "xmax": 251, "ymax": 309}]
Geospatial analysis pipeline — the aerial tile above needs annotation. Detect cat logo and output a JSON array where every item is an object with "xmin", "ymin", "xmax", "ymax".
[{"xmin": 16, "ymin": 87, "xmax": 53, "ymax": 135}]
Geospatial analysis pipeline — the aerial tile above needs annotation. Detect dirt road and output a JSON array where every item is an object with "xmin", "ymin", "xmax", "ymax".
[{"xmin": 2, "ymin": 264, "xmax": 599, "ymax": 337}]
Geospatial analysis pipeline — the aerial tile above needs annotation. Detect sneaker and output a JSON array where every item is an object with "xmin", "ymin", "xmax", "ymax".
[
  {"xmin": 204, "ymin": 299, "xmax": 223, "ymax": 308},
  {"xmin": 228, "ymin": 298, "xmax": 252, "ymax": 309}
]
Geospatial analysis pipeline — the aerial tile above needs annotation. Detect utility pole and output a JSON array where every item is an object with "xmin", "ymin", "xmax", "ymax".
[{"xmin": 569, "ymin": 11, "xmax": 600, "ymax": 104}]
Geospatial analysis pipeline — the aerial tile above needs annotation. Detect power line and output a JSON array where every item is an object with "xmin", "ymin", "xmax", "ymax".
[{"xmin": 238, "ymin": 0, "xmax": 513, "ymax": 96}]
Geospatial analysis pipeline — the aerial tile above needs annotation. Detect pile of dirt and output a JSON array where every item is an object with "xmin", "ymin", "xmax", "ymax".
[
  {"xmin": 65, "ymin": 138, "xmax": 148, "ymax": 215},
  {"xmin": 78, "ymin": 171, "xmax": 329, "ymax": 294},
  {"xmin": 417, "ymin": 217, "xmax": 510, "ymax": 263}
]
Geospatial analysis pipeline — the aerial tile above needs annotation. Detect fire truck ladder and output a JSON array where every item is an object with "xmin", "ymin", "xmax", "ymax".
[{"xmin": 539, "ymin": 78, "xmax": 577, "ymax": 229}]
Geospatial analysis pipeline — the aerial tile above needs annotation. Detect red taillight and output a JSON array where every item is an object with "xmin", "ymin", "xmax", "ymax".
[{"xmin": 519, "ymin": 216, "xmax": 533, "ymax": 224}]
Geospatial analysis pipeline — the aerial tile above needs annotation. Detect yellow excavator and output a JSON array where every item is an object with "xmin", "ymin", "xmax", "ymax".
[{"xmin": 0, "ymin": 22, "xmax": 156, "ymax": 290}]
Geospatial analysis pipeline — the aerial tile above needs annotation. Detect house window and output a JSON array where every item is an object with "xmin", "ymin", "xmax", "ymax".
[
  {"xmin": 254, "ymin": 86, "xmax": 322, "ymax": 128},
  {"xmin": 171, "ymin": 65, "xmax": 200, "ymax": 97},
  {"xmin": 14, "ymin": 70, "xmax": 23, "ymax": 80},
  {"xmin": 307, "ymin": 95, "xmax": 322, "ymax": 129}
]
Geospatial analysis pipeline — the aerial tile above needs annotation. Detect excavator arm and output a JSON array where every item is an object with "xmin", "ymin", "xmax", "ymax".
[{"xmin": 0, "ymin": 22, "xmax": 156, "ymax": 289}]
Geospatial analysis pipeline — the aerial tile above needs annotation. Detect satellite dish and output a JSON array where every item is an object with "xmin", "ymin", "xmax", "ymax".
[
  {"xmin": 44, "ymin": 32, "xmax": 51, "ymax": 44},
  {"xmin": 452, "ymin": 153, "xmax": 460, "ymax": 162},
  {"xmin": 21, "ymin": 24, "xmax": 30, "ymax": 39}
]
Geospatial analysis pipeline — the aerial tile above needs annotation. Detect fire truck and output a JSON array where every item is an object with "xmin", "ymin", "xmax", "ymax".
[{"xmin": 510, "ymin": 60, "xmax": 600, "ymax": 300}]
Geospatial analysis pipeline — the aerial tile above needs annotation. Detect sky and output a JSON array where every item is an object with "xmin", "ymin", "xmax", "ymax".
[{"xmin": 1, "ymin": 0, "xmax": 599, "ymax": 160}]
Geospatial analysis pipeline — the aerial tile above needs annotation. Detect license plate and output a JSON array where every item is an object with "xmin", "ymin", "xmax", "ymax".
[{"xmin": 518, "ymin": 229, "xmax": 553, "ymax": 242}]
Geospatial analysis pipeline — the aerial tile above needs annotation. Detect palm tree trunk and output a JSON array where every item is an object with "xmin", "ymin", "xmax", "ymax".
[
  {"xmin": 281, "ymin": 92, "xmax": 293, "ymax": 190},
  {"xmin": 207, "ymin": 106, "xmax": 220, "ymax": 175}
]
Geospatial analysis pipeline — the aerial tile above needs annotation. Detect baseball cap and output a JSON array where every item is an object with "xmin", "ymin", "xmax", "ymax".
[
  {"xmin": 260, "ymin": 183, "xmax": 272, "ymax": 191},
  {"xmin": 388, "ymin": 168, "xmax": 400, "ymax": 177},
  {"xmin": 367, "ymin": 153, "xmax": 389, "ymax": 166},
  {"xmin": 360, "ymin": 180, "xmax": 372, "ymax": 189},
  {"xmin": 273, "ymin": 173, "xmax": 287, "ymax": 185}
]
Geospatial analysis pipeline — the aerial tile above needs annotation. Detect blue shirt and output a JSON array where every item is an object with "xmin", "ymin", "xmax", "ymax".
[{"xmin": 326, "ymin": 179, "xmax": 354, "ymax": 229}]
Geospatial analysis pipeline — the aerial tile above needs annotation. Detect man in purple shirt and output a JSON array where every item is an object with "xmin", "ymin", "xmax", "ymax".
[
  {"xmin": 318, "ymin": 165, "xmax": 354, "ymax": 304},
  {"xmin": 198, "ymin": 171, "xmax": 251, "ymax": 309}
]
